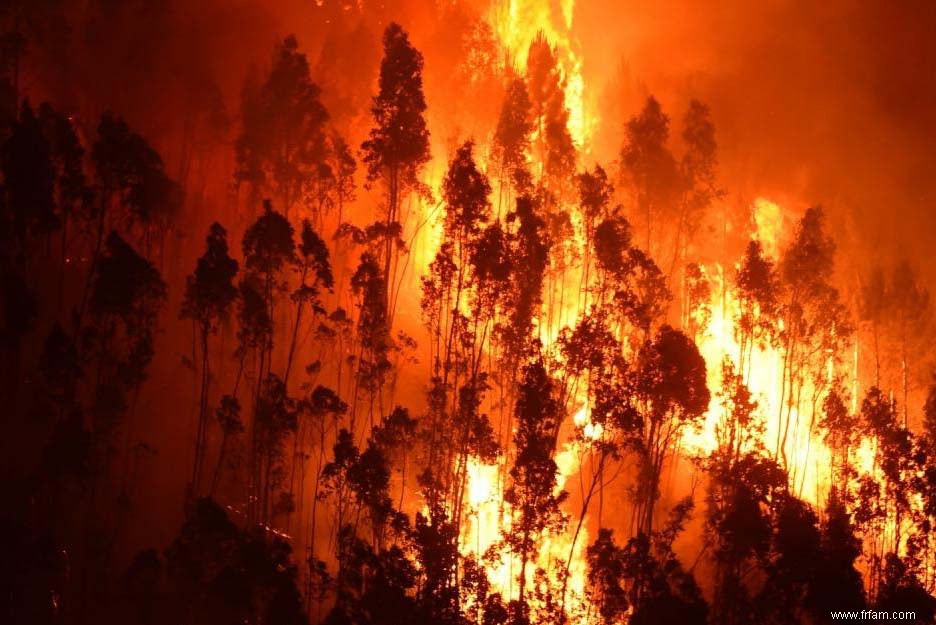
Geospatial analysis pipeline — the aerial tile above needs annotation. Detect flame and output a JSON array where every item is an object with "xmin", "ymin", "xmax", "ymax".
[
  {"xmin": 424, "ymin": 3, "xmax": 906, "ymax": 608},
  {"xmin": 752, "ymin": 197, "xmax": 784, "ymax": 257},
  {"xmin": 684, "ymin": 199, "xmax": 834, "ymax": 502},
  {"xmin": 457, "ymin": 5, "xmax": 599, "ymax": 609},
  {"xmin": 462, "ymin": 447, "xmax": 590, "ymax": 620},
  {"xmin": 487, "ymin": 0, "xmax": 595, "ymax": 148}
]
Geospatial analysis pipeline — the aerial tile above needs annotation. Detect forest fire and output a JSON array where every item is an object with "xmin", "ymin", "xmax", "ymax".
[{"xmin": 2, "ymin": 2, "xmax": 936, "ymax": 625}]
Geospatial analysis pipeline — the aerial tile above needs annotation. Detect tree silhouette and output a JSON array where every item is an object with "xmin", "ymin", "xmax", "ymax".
[
  {"xmin": 240, "ymin": 200, "xmax": 296, "ymax": 523},
  {"xmin": 493, "ymin": 76, "xmax": 533, "ymax": 204},
  {"xmin": 1, "ymin": 101, "xmax": 56, "ymax": 255},
  {"xmin": 235, "ymin": 35, "xmax": 330, "ymax": 218},
  {"xmin": 92, "ymin": 112, "xmax": 181, "ymax": 257},
  {"xmin": 811, "ymin": 490, "xmax": 866, "ymax": 617},
  {"xmin": 350, "ymin": 253, "xmax": 391, "ymax": 423},
  {"xmin": 166, "ymin": 497, "xmax": 307, "ymax": 625},
  {"xmin": 775, "ymin": 206, "xmax": 851, "ymax": 478},
  {"xmin": 735, "ymin": 239, "xmax": 780, "ymax": 380},
  {"xmin": 704, "ymin": 360, "xmax": 785, "ymax": 625},
  {"xmin": 889, "ymin": 260, "xmax": 930, "ymax": 425},
  {"xmin": 860, "ymin": 265, "xmax": 888, "ymax": 386},
  {"xmin": 361, "ymin": 22, "xmax": 430, "ymax": 321},
  {"xmin": 620, "ymin": 97, "xmax": 680, "ymax": 252},
  {"xmin": 181, "ymin": 222, "xmax": 239, "ymax": 496},
  {"xmin": 37, "ymin": 102, "xmax": 93, "ymax": 303},
  {"xmin": 284, "ymin": 219, "xmax": 333, "ymax": 387},
  {"xmin": 525, "ymin": 32, "xmax": 576, "ymax": 190},
  {"xmin": 632, "ymin": 325, "xmax": 709, "ymax": 533},
  {"xmin": 819, "ymin": 386, "xmax": 859, "ymax": 487},
  {"xmin": 505, "ymin": 353, "xmax": 567, "ymax": 606},
  {"xmin": 253, "ymin": 374, "xmax": 299, "ymax": 527},
  {"xmin": 670, "ymin": 100, "xmax": 723, "ymax": 274},
  {"xmin": 419, "ymin": 140, "xmax": 501, "ymax": 525},
  {"xmin": 588, "ymin": 501, "xmax": 707, "ymax": 625}
]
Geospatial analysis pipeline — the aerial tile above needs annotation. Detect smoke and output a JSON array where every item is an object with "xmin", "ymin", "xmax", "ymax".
[
  {"xmin": 574, "ymin": 0, "xmax": 936, "ymax": 274},
  {"xmin": 30, "ymin": 0, "xmax": 934, "ymax": 277}
]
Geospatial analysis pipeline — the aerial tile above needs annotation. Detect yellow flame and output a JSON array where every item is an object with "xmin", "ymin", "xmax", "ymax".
[
  {"xmin": 487, "ymin": 0, "xmax": 594, "ymax": 148},
  {"xmin": 753, "ymin": 197, "xmax": 784, "ymax": 257}
]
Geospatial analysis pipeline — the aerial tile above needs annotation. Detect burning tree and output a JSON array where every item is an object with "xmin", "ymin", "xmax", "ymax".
[{"xmin": 361, "ymin": 22, "xmax": 431, "ymax": 324}]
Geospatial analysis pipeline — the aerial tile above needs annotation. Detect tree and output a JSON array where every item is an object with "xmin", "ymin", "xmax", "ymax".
[
  {"xmin": 240, "ymin": 201, "xmax": 297, "ymax": 523},
  {"xmin": 505, "ymin": 354, "xmax": 567, "ymax": 606},
  {"xmin": 704, "ymin": 360, "xmax": 785, "ymax": 625},
  {"xmin": 587, "ymin": 528, "xmax": 630, "ymax": 625},
  {"xmin": 37, "ymin": 102, "xmax": 93, "ymax": 303},
  {"xmin": 284, "ymin": 219, "xmax": 333, "ymax": 387},
  {"xmin": 349, "ymin": 252, "xmax": 392, "ymax": 427},
  {"xmin": 181, "ymin": 222, "xmax": 239, "ymax": 496},
  {"xmin": 735, "ymin": 239, "xmax": 781, "ymax": 381},
  {"xmin": 577, "ymin": 164, "xmax": 615, "ymax": 305},
  {"xmin": 889, "ymin": 260, "xmax": 929, "ymax": 425},
  {"xmin": 210, "ymin": 394, "xmax": 243, "ymax": 497},
  {"xmin": 876, "ymin": 553, "xmax": 936, "ymax": 622},
  {"xmin": 684, "ymin": 262, "xmax": 711, "ymax": 343},
  {"xmin": 757, "ymin": 494, "xmax": 822, "ymax": 624},
  {"xmin": 860, "ymin": 265, "xmax": 888, "ymax": 386},
  {"xmin": 588, "ymin": 502, "xmax": 707, "ymax": 625},
  {"xmin": 419, "ymin": 141, "xmax": 500, "ymax": 522},
  {"xmin": 525, "ymin": 31, "xmax": 576, "ymax": 190},
  {"xmin": 775, "ymin": 207, "xmax": 851, "ymax": 477},
  {"xmin": 811, "ymin": 490, "xmax": 865, "ymax": 616},
  {"xmin": 819, "ymin": 386, "xmax": 859, "ymax": 487},
  {"xmin": 253, "ymin": 374, "xmax": 299, "ymax": 527},
  {"xmin": 361, "ymin": 22, "xmax": 430, "ymax": 322},
  {"xmin": 88, "ymin": 231, "xmax": 167, "ymax": 394},
  {"xmin": 632, "ymin": 325, "xmax": 710, "ymax": 533},
  {"xmin": 858, "ymin": 386, "xmax": 916, "ymax": 586},
  {"xmin": 500, "ymin": 195, "xmax": 550, "ymax": 368},
  {"xmin": 493, "ymin": 76, "xmax": 533, "ymax": 204},
  {"xmin": 589, "ymin": 213, "xmax": 671, "ymax": 344},
  {"xmin": 92, "ymin": 112, "xmax": 181, "ymax": 257},
  {"xmin": 670, "ymin": 100, "xmax": 722, "ymax": 275},
  {"xmin": 166, "ymin": 498, "xmax": 307, "ymax": 625},
  {"xmin": 620, "ymin": 97, "xmax": 680, "ymax": 252},
  {"xmin": 241, "ymin": 199, "xmax": 297, "ymax": 377},
  {"xmin": 235, "ymin": 35, "xmax": 330, "ymax": 218},
  {"xmin": 80, "ymin": 230, "xmax": 166, "ymax": 603},
  {"xmin": 1, "ymin": 101, "xmax": 56, "ymax": 257}
]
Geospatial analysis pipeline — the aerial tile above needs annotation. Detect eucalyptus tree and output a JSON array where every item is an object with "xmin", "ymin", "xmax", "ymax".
[
  {"xmin": 180, "ymin": 222, "xmax": 239, "ymax": 496},
  {"xmin": 240, "ymin": 200, "xmax": 297, "ymax": 524},
  {"xmin": 235, "ymin": 35, "xmax": 330, "ymax": 219},
  {"xmin": 631, "ymin": 325, "xmax": 709, "ymax": 534},
  {"xmin": 703, "ymin": 360, "xmax": 786, "ymax": 625},
  {"xmin": 670, "ymin": 100, "xmax": 723, "ymax": 276},
  {"xmin": 525, "ymin": 31, "xmax": 576, "ymax": 192},
  {"xmin": 283, "ymin": 218, "xmax": 333, "ymax": 388},
  {"xmin": 91, "ymin": 112, "xmax": 181, "ymax": 261},
  {"xmin": 492, "ymin": 76, "xmax": 533, "ymax": 211},
  {"xmin": 361, "ymin": 22, "xmax": 430, "ymax": 323},
  {"xmin": 620, "ymin": 97, "xmax": 680, "ymax": 254},
  {"xmin": 504, "ymin": 353, "xmax": 568, "ymax": 607},
  {"xmin": 420, "ymin": 140, "xmax": 500, "ymax": 520},
  {"xmin": 775, "ymin": 207, "xmax": 852, "ymax": 477},
  {"xmin": 735, "ymin": 239, "xmax": 781, "ymax": 382}
]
